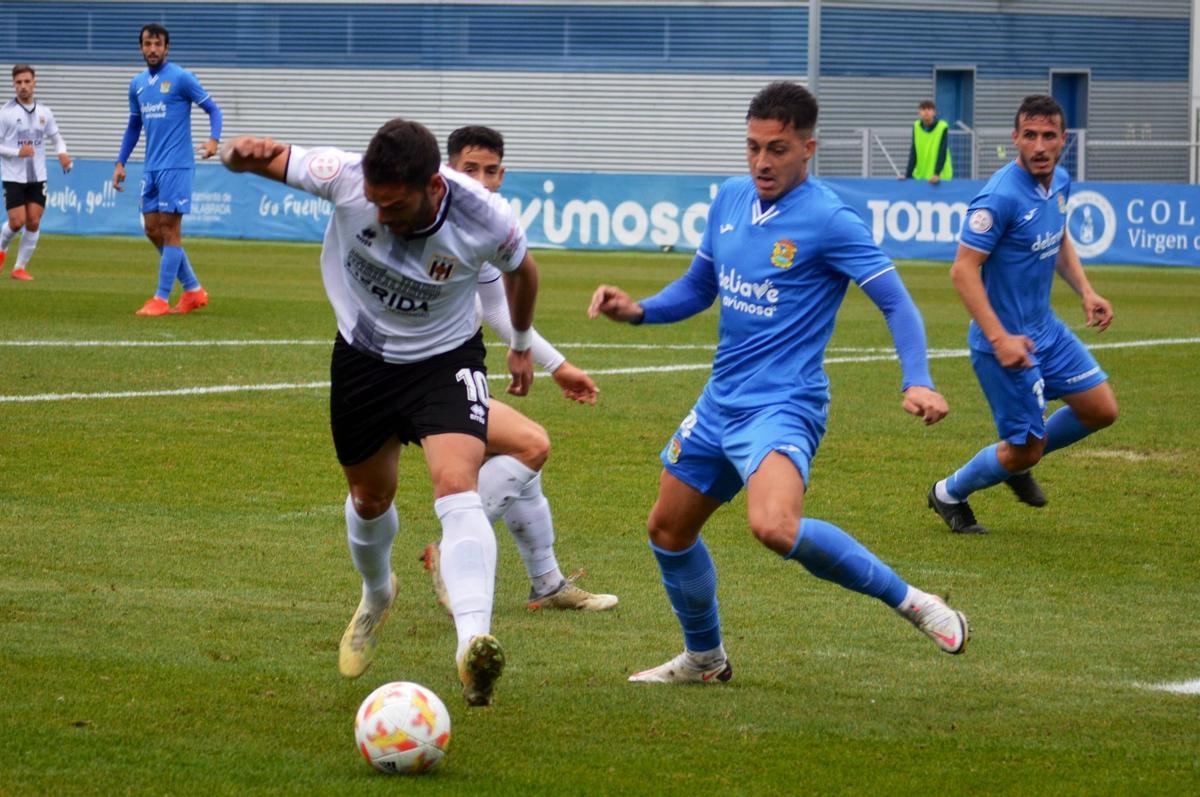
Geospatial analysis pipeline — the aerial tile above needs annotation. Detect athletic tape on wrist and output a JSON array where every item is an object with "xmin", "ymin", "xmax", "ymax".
[{"xmin": 511, "ymin": 327, "xmax": 533, "ymax": 352}]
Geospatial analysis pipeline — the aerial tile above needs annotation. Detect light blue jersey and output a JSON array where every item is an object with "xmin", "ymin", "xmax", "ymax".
[
  {"xmin": 127, "ymin": 62, "xmax": 210, "ymax": 171},
  {"xmin": 701, "ymin": 175, "xmax": 895, "ymax": 410},
  {"xmin": 959, "ymin": 161, "xmax": 1072, "ymax": 353}
]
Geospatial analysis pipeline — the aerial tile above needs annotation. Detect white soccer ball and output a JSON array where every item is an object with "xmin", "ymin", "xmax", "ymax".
[{"xmin": 354, "ymin": 681, "xmax": 452, "ymax": 774}]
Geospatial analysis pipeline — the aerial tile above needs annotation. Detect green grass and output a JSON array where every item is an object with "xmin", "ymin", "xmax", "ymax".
[{"xmin": 1, "ymin": 235, "xmax": 1199, "ymax": 796}]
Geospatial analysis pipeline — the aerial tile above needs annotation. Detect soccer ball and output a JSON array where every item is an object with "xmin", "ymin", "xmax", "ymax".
[{"xmin": 354, "ymin": 681, "xmax": 452, "ymax": 774}]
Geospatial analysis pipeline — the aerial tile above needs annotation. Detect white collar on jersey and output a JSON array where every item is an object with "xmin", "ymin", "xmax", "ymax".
[
  {"xmin": 407, "ymin": 182, "xmax": 452, "ymax": 239},
  {"xmin": 751, "ymin": 198, "xmax": 781, "ymax": 227}
]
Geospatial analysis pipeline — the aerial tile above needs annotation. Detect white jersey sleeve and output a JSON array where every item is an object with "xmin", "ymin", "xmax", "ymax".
[
  {"xmin": 473, "ymin": 188, "xmax": 527, "ymax": 273},
  {"xmin": 476, "ymin": 276, "xmax": 566, "ymax": 373},
  {"xmin": 285, "ymin": 145, "xmax": 364, "ymax": 206}
]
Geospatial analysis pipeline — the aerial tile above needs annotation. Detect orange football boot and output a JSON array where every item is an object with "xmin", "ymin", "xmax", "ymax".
[
  {"xmin": 135, "ymin": 297, "xmax": 171, "ymax": 316},
  {"xmin": 171, "ymin": 287, "xmax": 209, "ymax": 315},
  {"xmin": 0, "ymin": 250, "xmax": 6, "ymax": 274},
  {"xmin": 11, "ymin": 268, "xmax": 32, "ymax": 281}
]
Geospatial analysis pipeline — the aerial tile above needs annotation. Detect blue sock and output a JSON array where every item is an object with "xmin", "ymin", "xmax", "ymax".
[
  {"xmin": 945, "ymin": 443, "xmax": 1012, "ymax": 501},
  {"xmin": 650, "ymin": 538, "xmax": 721, "ymax": 652},
  {"xmin": 786, "ymin": 518, "xmax": 908, "ymax": 608},
  {"xmin": 176, "ymin": 250, "xmax": 201, "ymax": 292},
  {"xmin": 156, "ymin": 245, "xmax": 185, "ymax": 300},
  {"xmin": 1043, "ymin": 406, "xmax": 1092, "ymax": 455}
]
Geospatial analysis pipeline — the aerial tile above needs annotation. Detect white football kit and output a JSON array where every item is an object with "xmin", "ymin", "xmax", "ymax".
[
  {"xmin": 0, "ymin": 99, "xmax": 66, "ymax": 183},
  {"xmin": 286, "ymin": 146, "xmax": 528, "ymax": 363}
]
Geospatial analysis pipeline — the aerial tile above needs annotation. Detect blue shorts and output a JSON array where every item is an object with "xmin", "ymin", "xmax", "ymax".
[
  {"xmin": 660, "ymin": 388, "xmax": 826, "ymax": 503},
  {"xmin": 971, "ymin": 317, "xmax": 1108, "ymax": 445},
  {"xmin": 140, "ymin": 168, "xmax": 193, "ymax": 214}
]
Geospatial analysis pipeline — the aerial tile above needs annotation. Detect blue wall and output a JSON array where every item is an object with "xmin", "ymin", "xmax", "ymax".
[
  {"xmin": 821, "ymin": 8, "xmax": 1188, "ymax": 80},
  {"xmin": 0, "ymin": 3, "xmax": 1182, "ymax": 80},
  {"xmin": 0, "ymin": 2, "xmax": 806, "ymax": 74}
]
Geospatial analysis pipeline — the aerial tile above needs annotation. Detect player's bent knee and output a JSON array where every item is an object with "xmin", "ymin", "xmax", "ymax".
[
  {"xmin": 349, "ymin": 490, "xmax": 395, "ymax": 520},
  {"xmin": 646, "ymin": 515, "xmax": 693, "ymax": 552},
  {"xmin": 512, "ymin": 422, "xmax": 550, "ymax": 470},
  {"xmin": 747, "ymin": 518, "xmax": 798, "ymax": 556}
]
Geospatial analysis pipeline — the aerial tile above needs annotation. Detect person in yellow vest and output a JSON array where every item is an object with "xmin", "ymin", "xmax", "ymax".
[{"xmin": 905, "ymin": 100, "xmax": 952, "ymax": 183}]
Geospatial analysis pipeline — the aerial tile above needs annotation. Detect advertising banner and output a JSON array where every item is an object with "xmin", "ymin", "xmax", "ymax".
[{"xmin": 41, "ymin": 160, "xmax": 1200, "ymax": 266}]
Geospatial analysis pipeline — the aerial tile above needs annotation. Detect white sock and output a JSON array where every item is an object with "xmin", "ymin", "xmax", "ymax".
[
  {"xmin": 15, "ymin": 229, "xmax": 38, "ymax": 270},
  {"xmin": 436, "ymin": 491, "xmax": 497, "ymax": 662},
  {"xmin": 895, "ymin": 585, "xmax": 928, "ymax": 616},
  {"xmin": 477, "ymin": 455, "xmax": 538, "ymax": 522},
  {"xmin": 934, "ymin": 479, "xmax": 961, "ymax": 504},
  {"xmin": 501, "ymin": 473, "xmax": 565, "ymax": 596},
  {"xmin": 344, "ymin": 495, "xmax": 398, "ymax": 609},
  {"xmin": 686, "ymin": 644, "xmax": 727, "ymax": 668},
  {"xmin": 0, "ymin": 222, "xmax": 14, "ymax": 252}
]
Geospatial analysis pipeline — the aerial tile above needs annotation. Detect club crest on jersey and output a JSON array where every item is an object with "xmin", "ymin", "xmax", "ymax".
[
  {"xmin": 427, "ymin": 254, "xmax": 458, "ymax": 282},
  {"xmin": 770, "ymin": 239, "xmax": 796, "ymax": 270},
  {"xmin": 666, "ymin": 436, "xmax": 682, "ymax": 464},
  {"xmin": 159, "ymin": 81, "xmax": 171, "ymax": 93},
  {"xmin": 1057, "ymin": 194, "xmax": 1067, "ymax": 214}
]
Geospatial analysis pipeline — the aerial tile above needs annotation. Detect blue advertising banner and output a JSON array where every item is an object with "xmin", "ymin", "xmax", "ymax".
[{"xmin": 41, "ymin": 160, "xmax": 1200, "ymax": 267}]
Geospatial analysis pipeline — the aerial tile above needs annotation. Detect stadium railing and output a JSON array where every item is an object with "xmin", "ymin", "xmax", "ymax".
[{"xmin": 816, "ymin": 127, "xmax": 1200, "ymax": 183}]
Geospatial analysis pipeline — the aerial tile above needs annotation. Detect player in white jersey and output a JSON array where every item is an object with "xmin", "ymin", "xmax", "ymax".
[
  {"xmin": 418, "ymin": 125, "xmax": 618, "ymax": 613},
  {"xmin": 0, "ymin": 64, "xmax": 72, "ymax": 281},
  {"xmin": 221, "ymin": 119, "xmax": 541, "ymax": 707}
]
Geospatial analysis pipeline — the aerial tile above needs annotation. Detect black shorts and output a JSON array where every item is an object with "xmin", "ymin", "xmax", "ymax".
[
  {"xmin": 329, "ymin": 330, "xmax": 490, "ymax": 466},
  {"xmin": 4, "ymin": 181, "xmax": 47, "ymax": 211}
]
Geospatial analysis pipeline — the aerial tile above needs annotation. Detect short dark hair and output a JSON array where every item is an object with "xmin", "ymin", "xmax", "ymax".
[
  {"xmin": 363, "ymin": 118, "xmax": 441, "ymax": 188},
  {"xmin": 140, "ymin": 23, "xmax": 169, "ymax": 46},
  {"xmin": 747, "ymin": 81, "xmax": 818, "ymax": 135},
  {"xmin": 11, "ymin": 64, "xmax": 34, "ymax": 80},
  {"xmin": 1015, "ymin": 95, "xmax": 1064, "ymax": 130},
  {"xmin": 918, "ymin": 99, "xmax": 936, "ymax": 110},
  {"xmin": 447, "ymin": 125, "xmax": 505, "ymax": 161}
]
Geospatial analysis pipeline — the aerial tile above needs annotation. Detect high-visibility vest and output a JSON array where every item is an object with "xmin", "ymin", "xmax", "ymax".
[{"xmin": 912, "ymin": 119, "xmax": 953, "ymax": 180}]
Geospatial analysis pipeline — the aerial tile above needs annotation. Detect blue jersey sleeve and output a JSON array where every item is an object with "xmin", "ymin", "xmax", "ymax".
[
  {"xmin": 638, "ymin": 252, "xmax": 717, "ymax": 324},
  {"xmin": 179, "ymin": 70, "xmax": 210, "ymax": 104},
  {"xmin": 697, "ymin": 181, "xmax": 726, "ymax": 260},
  {"xmin": 959, "ymin": 192, "xmax": 1012, "ymax": 255},
  {"xmin": 822, "ymin": 207, "xmax": 894, "ymax": 283},
  {"xmin": 859, "ymin": 268, "xmax": 934, "ymax": 390}
]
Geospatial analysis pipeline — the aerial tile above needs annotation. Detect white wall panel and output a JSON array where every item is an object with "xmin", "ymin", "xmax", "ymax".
[{"xmin": 36, "ymin": 64, "xmax": 791, "ymax": 175}]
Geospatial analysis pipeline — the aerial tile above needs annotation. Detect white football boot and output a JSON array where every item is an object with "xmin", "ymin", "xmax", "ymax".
[
  {"xmin": 338, "ymin": 573, "xmax": 398, "ymax": 678},
  {"xmin": 629, "ymin": 651, "xmax": 732, "ymax": 684},
  {"xmin": 896, "ymin": 588, "xmax": 970, "ymax": 654}
]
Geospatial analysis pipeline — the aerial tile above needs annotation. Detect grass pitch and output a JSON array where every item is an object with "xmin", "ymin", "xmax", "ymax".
[{"xmin": 1, "ymin": 235, "xmax": 1198, "ymax": 795}]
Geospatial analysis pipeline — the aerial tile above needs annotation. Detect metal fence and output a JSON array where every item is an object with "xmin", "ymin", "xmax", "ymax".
[{"xmin": 815, "ymin": 127, "xmax": 1200, "ymax": 183}]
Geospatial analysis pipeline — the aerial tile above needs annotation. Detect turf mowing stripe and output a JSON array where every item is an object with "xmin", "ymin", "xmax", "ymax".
[
  {"xmin": 1139, "ymin": 679, "xmax": 1200, "ymax": 695},
  {"xmin": 3, "ymin": 336, "xmax": 1198, "ymax": 404}
]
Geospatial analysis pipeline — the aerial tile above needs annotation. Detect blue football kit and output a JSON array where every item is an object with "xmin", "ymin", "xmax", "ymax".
[
  {"xmin": 632, "ymin": 174, "xmax": 947, "ymax": 659},
  {"xmin": 642, "ymin": 175, "xmax": 933, "ymax": 500},
  {"xmin": 959, "ymin": 161, "xmax": 1106, "ymax": 444},
  {"xmin": 119, "ymin": 61, "xmax": 220, "ymax": 214},
  {"xmin": 116, "ymin": 60, "xmax": 221, "ymax": 303}
]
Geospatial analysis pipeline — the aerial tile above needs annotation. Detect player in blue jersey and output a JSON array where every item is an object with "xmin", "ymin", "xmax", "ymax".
[
  {"xmin": 589, "ymin": 82, "xmax": 970, "ymax": 684},
  {"xmin": 927, "ymin": 96, "xmax": 1117, "ymax": 535},
  {"xmin": 112, "ymin": 23, "xmax": 222, "ymax": 317}
]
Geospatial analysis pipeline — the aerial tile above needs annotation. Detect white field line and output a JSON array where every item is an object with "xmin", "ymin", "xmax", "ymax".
[
  {"xmin": 1136, "ymin": 679, "xmax": 1200, "ymax": 695},
  {"xmin": 2, "ymin": 336, "xmax": 1197, "ymax": 404}
]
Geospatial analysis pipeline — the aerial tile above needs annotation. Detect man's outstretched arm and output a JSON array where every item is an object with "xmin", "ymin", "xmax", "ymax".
[
  {"xmin": 220, "ymin": 136, "xmax": 291, "ymax": 183},
  {"xmin": 588, "ymin": 251, "xmax": 717, "ymax": 324}
]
